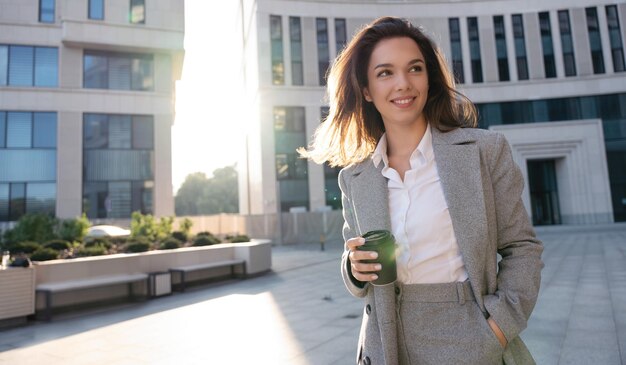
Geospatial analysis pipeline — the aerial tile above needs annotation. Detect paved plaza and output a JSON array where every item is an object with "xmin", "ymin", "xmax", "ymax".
[{"xmin": 0, "ymin": 224, "xmax": 625, "ymax": 364}]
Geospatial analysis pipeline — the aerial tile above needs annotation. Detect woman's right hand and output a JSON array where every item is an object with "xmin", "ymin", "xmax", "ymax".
[{"xmin": 346, "ymin": 237, "xmax": 382, "ymax": 282}]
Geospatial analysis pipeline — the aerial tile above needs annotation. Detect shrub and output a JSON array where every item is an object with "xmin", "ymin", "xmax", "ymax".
[
  {"xmin": 171, "ymin": 231, "xmax": 188, "ymax": 243},
  {"xmin": 192, "ymin": 235, "xmax": 219, "ymax": 246},
  {"xmin": 30, "ymin": 248, "xmax": 59, "ymax": 261},
  {"xmin": 85, "ymin": 237, "xmax": 113, "ymax": 249},
  {"xmin": 3, "ymin": 213, "xmax": 57, "ymax": 245},
  {"xmin": 196, "ymin": 231, "xmax": 215, "ymax": 237},
  {"xmin": 8, "ymin": 241, "xmax": 41, "ymax": 254},
  {"xmin": 179, "ymin": 218, "xmax": 193, "ymax": 236},
  {"xmin": 58, "ymin": 214, "xmax": 90, "ymax": 242},
  {"xmin": 130, "ymin": 212, "xmax": 174, "ymax": 242},
  {"xmin": 226, "ymin": 234, "xmax": 250, "ymax": 243},
  {"xmin": 159, "ymin": 237, "xmax": 182, "ymax": 250},
  {"xmin": 125, "ymin": 238, "xmax": 151, "ymax": 253},
  {"xmin": 43, "ymin": 239, "xmax": 72, "ymax": 251},
  {"xmin": 73, "ymin": 246, "xmax": 106, "ymax": 257}
]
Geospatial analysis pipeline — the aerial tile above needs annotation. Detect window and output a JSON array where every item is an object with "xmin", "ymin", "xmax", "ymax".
[
  {"xmin": 0, "ymin": 45, "xmax": 58, "ymax": 87},
  {"xmin": 320, "ymin": 106, "xmax": 341, "ymax": 209},
  {"xmin": 289, "ymin": 17, "xmax": 303, "ymax": 86},
  {"xmin": 316, "ymin": 18, "xmax": 330, "ymax": 86},
  {"xmin": 83, "ymin": 113, "xmax": 154, "ymax": 218},
  {"xmin": 0, "ymin": 111, "xmax": 57, "ymax": 222},
  {"xmin": 270, "ymin": 15, "xmax": 284, "ymax": 85},
  {"xmin": 83, "ymin": 51, "xmax": 153, "ymax": 91},
  {"xmin": 512, "ymin": 14, "xmax": 529, "ymax": 80},
  {"xmin": 606, "ymin": 5, "xmax": 625, "ymax": 72},
  {"xmin": 274, "ymin": 107, "xmax": 309, "ymax": 211},
  {"xmin": 39, "ymin": 0, "xmax": 55, "ymax": 23},
  {"xmin": 89, "ymin": 0, "xmax": 104, "ymax": 20},
  {"xmin": 539, "ymin": 12, "xmax": 556, "ymax": 78},
  {"xmin": 335, "ymin": 18, "xmax": 347, "ymax": 54},
  {"xmin": 448, "ymin": 18, "xmax": 464, "ymax": 83},
  {"xmin": 467, "ymin": 17, "xmax": 483, "ymax": 83},
  {"xmin": 493, "ymin": 16, "xmax": 510, "ymax": 81},
  {"xmin": 586, "ymin": 7, "xmax": 605, "ymax": 74},
  {"xmin": 130, "ymin": 0, "xmax": 145, "ymax": 24},
  {"xmin": 558, "ymin": 10, "xmax": 577, "ymax": 76}
]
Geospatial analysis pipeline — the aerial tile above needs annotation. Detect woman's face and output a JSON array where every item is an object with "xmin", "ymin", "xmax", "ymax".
[{"xmin": 362, "ymin": 36, "xmax": 429, "ymax": 130}]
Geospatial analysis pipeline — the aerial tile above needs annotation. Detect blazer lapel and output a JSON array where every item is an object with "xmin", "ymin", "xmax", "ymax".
[
  {"xmin": 432, "ymin": 128, "xmax": 489, "ymax": 296},
  {"xmin": 348, "ymin": 159, "xmax": 392, "ymax": 236}
]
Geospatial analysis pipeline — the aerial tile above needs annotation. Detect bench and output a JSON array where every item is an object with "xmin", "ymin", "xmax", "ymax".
[
  {"xmin": 36, "ymin": 273, "xmax": 149, "ymax": 321},
  {"xmin": 169, "ymin": 259, "xmax": 247, "ymax": 292}
]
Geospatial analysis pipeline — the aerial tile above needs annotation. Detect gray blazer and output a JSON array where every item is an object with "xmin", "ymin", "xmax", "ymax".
[{"xmin": 339, "ymin": 127, "xmax": 544, "ymax": 365}]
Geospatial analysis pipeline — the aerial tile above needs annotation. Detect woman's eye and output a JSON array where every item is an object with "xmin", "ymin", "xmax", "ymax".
[
  {"xmin": 377, "ymin": 70, "xmax": 390, "ymax": 77},
  {"xmin": 410, "ymin": 65, "xmax": 423, "ymax": 72}
]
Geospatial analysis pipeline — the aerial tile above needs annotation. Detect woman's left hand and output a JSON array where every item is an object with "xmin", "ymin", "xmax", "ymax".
[{"xmin": 487, "ymin": 317, "xmax": 507, "ymax": 348}]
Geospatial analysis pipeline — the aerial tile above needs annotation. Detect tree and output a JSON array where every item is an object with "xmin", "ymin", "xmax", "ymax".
[{"xmin": 175, "ymin": 165, "xmax": 239, "ymax": 216}]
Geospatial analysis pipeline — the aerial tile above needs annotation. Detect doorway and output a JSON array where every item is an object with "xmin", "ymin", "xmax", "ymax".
[{"xmin": 527, "ymin": 159, "xmax": 561, "ymax": 225}]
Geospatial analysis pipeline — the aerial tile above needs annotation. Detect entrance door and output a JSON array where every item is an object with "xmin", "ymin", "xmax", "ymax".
[{"xmin": 527, "ymin": 159, "xmax": 561, "ymax": 225}]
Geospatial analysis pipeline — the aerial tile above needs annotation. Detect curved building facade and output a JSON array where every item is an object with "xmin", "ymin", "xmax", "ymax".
[{"xmin": 238, "ymin": 0, "xmax": 626, "ymax": 225}]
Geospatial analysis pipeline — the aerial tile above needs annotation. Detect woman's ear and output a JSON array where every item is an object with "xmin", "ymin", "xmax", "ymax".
[{"xmin": 362, "ymin": 87, "xmax": 372, "ymax": 102}]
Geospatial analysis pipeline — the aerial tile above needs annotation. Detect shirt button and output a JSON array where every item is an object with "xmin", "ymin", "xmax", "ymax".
[{"xmin": 365, "ymin": 304, "xmax": 371, "ymax": 315}]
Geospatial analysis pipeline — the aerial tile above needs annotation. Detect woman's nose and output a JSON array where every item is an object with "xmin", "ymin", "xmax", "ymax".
[{"xmin": 395, "ymin": 72, "xmax": 412, "ymax": 91}]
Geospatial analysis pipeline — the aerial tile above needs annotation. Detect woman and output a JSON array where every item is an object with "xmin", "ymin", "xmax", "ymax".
[{"xmin": 300, "ymin": 17, "xmax": 543, "ymax": 365}]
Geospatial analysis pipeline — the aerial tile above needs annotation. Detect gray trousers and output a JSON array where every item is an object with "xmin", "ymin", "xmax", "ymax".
[{"xmin": 395, "ymin": 281, "xmax": 504, "ymax": 365}]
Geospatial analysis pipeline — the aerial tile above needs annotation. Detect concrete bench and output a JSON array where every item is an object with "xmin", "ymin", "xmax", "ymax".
[
  {"xmin": 36, "ymin": 273, "xmax": 149, "ymax": 320},
  {"xmin": 169, "ymin": 259, "xmax": 246, "ymax": 292}
]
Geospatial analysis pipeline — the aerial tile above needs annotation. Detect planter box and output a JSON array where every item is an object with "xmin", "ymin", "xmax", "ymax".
[{"xmin": 0, "ymin": 267, "xmax": 35, "ymax": 321}]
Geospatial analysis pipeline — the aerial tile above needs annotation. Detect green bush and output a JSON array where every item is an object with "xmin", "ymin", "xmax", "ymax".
[
  {"xmin": 58, "ymin": 214, "xmax": 90, "ymax": 242},
  {"xmin": 130, "ymin": 212, "xmax": 174, "ymax": 242},
  {"xmin": 85, "ymin": 237, "xmax": 113, "ymax": 249},
  {"xmin": 171, "ymin": 231, "xmax": 188, "ymax": 242},
  {"xmin": 192, "ymin": 234, "xmax": 219, "ymax": 246},
  {"xmin": 225, "ymin": 234, "xmax": 251, "ymax": 243},
  {"xmin": 196, "ymin": 231, "xmax": 215, "ymax": 237},
  {"xmin": 43, "ymin": 239, "xmax": 72, "ymax": 251},
  {"xmin": 3, "ymin": 213, "xmax": 57, "ymax": 245},
  {"xmin": 30, "ymin": 248, "xmax": 59, "ymax": 261},
  {"xmin": 73, "ymin": 246, "xmax": 106, "ymax": 257},
  {"xmin": 125, "ymin": 238, "xmax": 151, "ymax": 253},
  {"xmin": 8, "ymin": 241, "xmax": 41, "ymax": 254},
  {"xmin": 159, "ymin": 237, "xmax": 182, "ymax": 250},
  {"xmin": 179, "ymin": 218, "xmax": 193, "ymax": 236}
]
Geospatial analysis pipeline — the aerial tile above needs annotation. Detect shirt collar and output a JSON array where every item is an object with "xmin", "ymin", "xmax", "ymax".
[{"xmin": 371, "ymin": 123, "xmax": 434, "ymax": 169}]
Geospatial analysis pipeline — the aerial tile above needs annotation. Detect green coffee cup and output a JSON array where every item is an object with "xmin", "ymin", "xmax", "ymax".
[{"xmin": 356, "ymin": 230, "xmax": 397, "ymax": 285}]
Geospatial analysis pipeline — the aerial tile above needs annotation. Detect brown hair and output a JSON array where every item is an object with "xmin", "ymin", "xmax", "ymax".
[{"xmin": 299, "ymin": 16, "xmax": 477, "ymax": 167}]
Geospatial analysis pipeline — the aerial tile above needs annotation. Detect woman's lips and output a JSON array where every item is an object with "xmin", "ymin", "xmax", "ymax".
[{"xmin": 391, "ymin": 96, "xmax": 416, "ymax": 108}]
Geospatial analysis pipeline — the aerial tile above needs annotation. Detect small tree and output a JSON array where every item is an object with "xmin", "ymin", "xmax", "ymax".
[
  {"xmin": 179, "ymin": 218, "xmax": 193, "ymax": 236},
  {"xmin": 130, "ymin": 211, "xmax": 174, "ymax": 242},
  {"xmin": 57, "ymin": 214, "xmax": 91, "ymax": 242},
  {"xmin": 3, "ymin": 213, "xmax": 58, "ymax": 245}
]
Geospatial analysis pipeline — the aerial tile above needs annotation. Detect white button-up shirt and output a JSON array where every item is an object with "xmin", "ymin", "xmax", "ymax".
[{"xmin": 372, "ymin": 125, "xmax": 469, "ymax": 284}]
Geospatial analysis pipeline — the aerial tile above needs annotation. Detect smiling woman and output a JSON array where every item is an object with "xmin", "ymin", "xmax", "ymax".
[{"xmin": 171, "ymin": 1, "xmax": 246, "ymax": 194}]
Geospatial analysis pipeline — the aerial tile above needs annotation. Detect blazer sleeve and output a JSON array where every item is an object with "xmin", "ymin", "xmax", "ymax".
[
  {"xmin": 338, "ymin": 168, "xmax": 370, "ymax": 298},
  {"xmin": 483, "ymin": 133, "xmax": 544, "ymax": 342}
]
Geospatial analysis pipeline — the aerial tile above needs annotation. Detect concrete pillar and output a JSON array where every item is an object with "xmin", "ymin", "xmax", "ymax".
[{"xmin": 56, "ymin": 111, "xmax": 83, "ymax": 219}]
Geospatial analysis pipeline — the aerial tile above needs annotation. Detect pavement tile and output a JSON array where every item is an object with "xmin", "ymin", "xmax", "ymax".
[{"xmin": 558, "ymin": 346, "xmax": 622, "ymax": 365}]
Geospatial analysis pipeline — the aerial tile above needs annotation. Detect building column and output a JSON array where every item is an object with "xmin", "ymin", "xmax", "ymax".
[
  {"xmin": 504, "ymin": 13, "xmax": 518, "ymax": 82},
  {"xmin": 306, "ymin": 106, "xmax": 325, "ymax": 212},
  {"xmin": 459, "ymin": 17, "xmax": 472, "ymax": 84},
  {"xmin": 154, "ymin": 114, "xmax": 174, "ymax": 217},
  {"xmin": 56, "ymin": 111, "xmax": 83, "ymax": 219},
  {"xmin": 597, "ymin": 4, "xmax": 614, "ymax": 74},
  {"xmin": 550, "ymin": 9, "xmax": 565, "ymax": 78}
]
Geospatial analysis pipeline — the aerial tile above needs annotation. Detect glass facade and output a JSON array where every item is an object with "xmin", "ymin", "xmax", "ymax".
[
  {"xmin": 448, "ymin": 18, "xmax": 464, "ymax": 84},
  {"xmin": 270, "ymin": 15, "xmax": 284, "ymax": 85},
  {"xmin": 316, "ymin": 18, "xmax": 330, "ymax": 86},
  {"xmin": 0, "ymin": 45, "xmax": 58, "ymax": 87},
  {"xmin": 83, "ymin": 50, "xmax": 153, "ymax": 91},
  {"xmin": 476, "ymin": 93, "xmax": 626, "ymax": 222},
  {"xmin": 335, "ymin": 18, "xmax": 347, "ymax": 54},
  {"xmin": 606, "ymin": 5, "xmax": 625, "ymax": 73},
  {"xmin": 130, "ymin": 0, "xmax": 145, "ymax": 24},
  {"xmin": 320, "ymin": 107, "xmax": 341, "ymax": 210},
  {"xmin": 512, "ymin": 14, "xmax": 529, "ymax": 80},
  {"xmin": 83, "ymin": 114, "xmax": 154, "ymax": 218},
  {"xmin": 289, "ymin": 17, "xmax": 303, "ymax": 86},
  {"xmin": 39, "ymin": 0, "xmax": 55, "ymax": 23},
  {"xmin": 274, "ymin": 107, "xmax": 309, "ymax": 211},
  {"xmin": 586, "ymin": 7, "xmax": 605, "ymax": 74},
  {"xmin": 539, "ymin": 12, "xmax": 556, "ymax": 78},
  {"xmin": 0, "ymin": 111, "xmax": 57, "ymax": 222},
  {"xmin": 558, "ymin": 10, "xmax": 577, "ymax": 77},
  {"xmin": 89, "ymin": 0, "xmax": 104, "ymax": 20},
  {"xmin": 467, "ymin": 17, "xmax": 483, "ymax": 83},
  {"xmin": 493, "ymin": 16, "xmax": 510, "ymax": 81}
]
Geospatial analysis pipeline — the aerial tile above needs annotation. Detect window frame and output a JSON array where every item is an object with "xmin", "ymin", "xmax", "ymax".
[
  {"xmin": 39, "ymin": 0, "xmax": 55, "ymax": 23},
  {"xmin": 130, "ymin": 0, "xmax": 146, "ymax": 25},
  {"xmin": 88, "ymin": 0, "xmax": 104, "ymax": 20}
]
